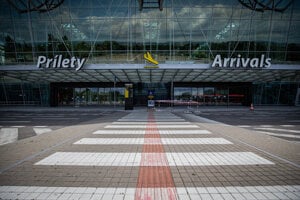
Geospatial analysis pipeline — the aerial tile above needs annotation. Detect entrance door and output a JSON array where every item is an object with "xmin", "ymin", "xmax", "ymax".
[
  {"xmin": 74, "ymin": 88, "xmax": 95, "ymax": 106},
  {"xmin": 58, "ymin": 88, "xmax": 73, "ymax": 106},
  {"xmin": 134, "ymin": 83, "xmax": 170, "ymax": 106},
  {"xmin": 74, "ymin": 88, "xmax": 87, "ymax": 106}
]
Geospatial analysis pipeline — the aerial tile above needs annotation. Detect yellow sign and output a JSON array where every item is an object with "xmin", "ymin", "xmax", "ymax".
[
  {"xmin": 144, "ymin": 52, "xmax": 159, "ymax": 65},
  {"xmin": 124, "ymin": 89, "xmax": 129, "ymax": 98},
  {"xmin": 124, "ymin": 83, "xmax": 132, "ymax": 99},
  {"xmin": 144, "ymin": 65, "xmax": 159, "ymax": 69}
]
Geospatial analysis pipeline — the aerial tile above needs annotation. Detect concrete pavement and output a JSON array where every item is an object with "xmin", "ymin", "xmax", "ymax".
[
  {"xmin": 191, "ymin": 106, "xmax": 300, "ymax": 142},
  {"xmin": 0, "ymin": 108, "xmax": 299, "ymax": 199}
]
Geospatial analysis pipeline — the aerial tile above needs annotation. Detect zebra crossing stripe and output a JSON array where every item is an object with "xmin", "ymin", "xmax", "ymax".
[
  {"xmin": 34, "ymin": 152, "xmax": 274, "ymax": 166},
  {"xmin": 112, "ymin": 122, "xmax": 192, "ymax": 125},
  {"xmin": 105, "ymin": 124, "xmax": 199, "ymax": 129},
  {"xmin": 257, "ymin": 131, "xmax": 300, "ymax": 139},
  {"xmin": 93, "ymin": 130, "xmax": 211, "ymax": 135},
  {"xmin": 255, "ymin": 127, "xmax": 300, "ymax": 134},
  {"xmin": 74, "ymin": 138, "xmax": 232, "ymax": 145},
  {"xmin": 1, "ymin": 185, "xmax": 299, "ymax": 200},
  {"xmin": 159, "ymin": 130, "xmax": 211, "ymax": 134},
  {"xmin": 33, "ymin": 127, "xmax": 52, "ymax": 135},
  {"xmin": 0, "ymin": 128, "xmax": 18, "ymax": 146},
  {"xmin": 93, "ymin": 130, "xmax": 146, "ymax": 134},
  {"xmin": 36, "ymin": 113, "xmax": 273, "ymax": 167}
]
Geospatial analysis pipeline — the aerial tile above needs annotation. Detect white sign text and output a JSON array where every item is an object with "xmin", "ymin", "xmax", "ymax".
[
  {"xmin": 37, "ymin": 55, "xmax": 86, "ymax": 71},
  {"xmin": 212, "ymin": 54, "xmax": 271, "ymax": 68}
]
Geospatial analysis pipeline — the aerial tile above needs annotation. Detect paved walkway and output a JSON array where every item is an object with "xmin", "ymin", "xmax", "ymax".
[
  {"xmin": 0, "ymin": 110, "xmax": 116, "ymax": 144},
  {"xmin": 191, "ymin": 106, "xmax": 300, "ymax": 142},
  {"xmin": 0, "ymin": 109, "xmax": 299, "ymax": 199}
]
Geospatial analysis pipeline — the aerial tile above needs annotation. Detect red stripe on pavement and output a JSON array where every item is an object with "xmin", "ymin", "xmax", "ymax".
[
  {"xmin": 143, "ymin": 145, "xmax": 164, "ymax": 153},
  {"xmin": 135, "ymin": 111, "xmax": 177, "ymax": 200},
  {"xmin": 144, "ymin": 134, "xmax": 160, "ymax": 138},
  {"xmin": 137, "ymin": 167, "xmax": 175, "ymax": 187}
]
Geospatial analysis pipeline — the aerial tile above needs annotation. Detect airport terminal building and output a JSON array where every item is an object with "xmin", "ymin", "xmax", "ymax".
[{"xmin": 0, "ymin": 0, "xmax": 299, "ymax": 107}]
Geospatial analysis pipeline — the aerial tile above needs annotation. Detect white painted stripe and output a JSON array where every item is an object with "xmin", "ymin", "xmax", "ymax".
[
  {"xmin": 159, "ymin": 130, "xmax": 211, "ymax": 134},
  {"xmin": 118, "ymin": 119, "xmax": 186, "ymax": 122},
  {"xmin": 255, "ymin": 127, "xmax": 300, "ymax": 134},
  {"xmin": 238, "ymin": 125, "xmax": 251, "ymax": 128},
  {"xmin": 1, "ymin": 185, "xmax": 299, "ymax": 200},
  {"xmin": 0, "ymin": 128, "xmax": 18, "ymax": 146},
  {"xmin": 258, "ymin": 131, "xmax": 300, "ymax": 139},
  {"xmin": 93, "ymin": 130, "xmax": 146, "ymax": 135},
  {"xmin": 105, "ymin": 125, "xmax": 198, "ymax": 129},
  {"xmin": 35, "ymin": 152, "xmax": 142, "ymax": 166},
  {"xmin": 33, "ymin": 128, "xmax": 53, "ymax": 135},
  {"xmin": 112, "ymin": 122, "xmax": 190, "ymax": 125},
  {"xmin": 32, "ymin": 117, "xmax": 79, "ymax": 120},
  {"xmin": 0, "ymin": 121, "xmax": 30, "ymax": 123},
  {"xmin": 10, "ymin": 126, "xmax": 25, "ymax": 128},
  {"xmin": 159, "ymin": 125, "xmax": 199, "ymax": 128},
  {"xmin": 93, "ymin": 130, "xmax": 211, "ymax": 135},
  {"xmin": 162, "ymin": 138, "xmax": 232, "ymax": 144},
  {"xmin": 74, "ymin": 138, "xmax": 144, "ymax": 145},
  {"xmin": 105, "ymin": 125, "xmax": 146, "ymax": 129},
  {"xmin": 166, "ymin": 152, "xmax": 274, "ymax": 166},
  {"xmin": 35, "ymin": 152, "xmax": 273, "ymax": 166},
  {"xmin": 74, "ymin": 138, "xmax": 232, "ymax": 145},
  {"xmin": 280, "ymin": 125, "xmax": 295, "ymax": 127}
]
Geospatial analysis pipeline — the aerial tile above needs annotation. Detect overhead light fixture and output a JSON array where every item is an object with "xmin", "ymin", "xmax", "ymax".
[
  {"xmin": 6, "ymin": 0, "xmax": 64, "ymax": 13},
  {"xmin": 138, "ymin": 0, "xmax": 164, "ymax": 11},
  {"xmin": 238, "ymin": 0, "xmax": 294, "ymax": 13}
]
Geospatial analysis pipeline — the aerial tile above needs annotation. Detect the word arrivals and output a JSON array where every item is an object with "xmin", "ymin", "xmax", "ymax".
[
  {"xmin": 37, "ymin": 55, "xmax": 86, "ymax": 71},
  {"xmin": 212, "ymin": 54, "xmax": 271, "ymax": 68}
]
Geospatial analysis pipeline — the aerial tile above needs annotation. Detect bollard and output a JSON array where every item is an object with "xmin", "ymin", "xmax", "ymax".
[{"xmin": 250, "ymin": 103, "xmax": 254, "ymax": 111}]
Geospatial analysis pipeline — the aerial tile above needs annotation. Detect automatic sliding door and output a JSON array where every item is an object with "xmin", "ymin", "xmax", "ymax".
[
  {"xmin": 74, "ymin": 88, "xmax": 87, "ymax": 106},
  {"xmin": 90, "ymin": 88, "xmax": 99, "ymax": 105}
]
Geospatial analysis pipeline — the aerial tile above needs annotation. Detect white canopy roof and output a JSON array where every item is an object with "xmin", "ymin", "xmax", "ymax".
[{"xmin": 1, "ymin": 64, "xmax": 299, "ymax": 83}]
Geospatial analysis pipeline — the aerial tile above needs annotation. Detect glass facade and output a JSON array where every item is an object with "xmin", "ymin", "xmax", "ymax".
[
  {"xmin": 71, "ymin": 87, "xmax": 124, "ymax": 106},
  {"xmin": 134, "ymin": 83, "xmax": 170, "ymax": 105},
  {"xmin": 0, "ymin": 77, "xmax": 49, "ymax": 106},
  {"xmin": 174, "ymin": 84, "xmax": 252, "ymax": 106},
  {"xmin": 0, "ymin": 0, "xmax": 299, "ymax": 106},
  {"xmin": 253, "ymin": 82, "xmax": 298, "ymax": 105},
  {"xmin": 47, "ymin": 81, "xmax": 127, "ymax": 106},
  {"xmin": 0, "ymin": 0, "xmax": 299, "ymax": 65}
]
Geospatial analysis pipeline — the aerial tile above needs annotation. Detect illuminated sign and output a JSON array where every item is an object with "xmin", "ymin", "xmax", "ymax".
[
  {"xmin": 37, "ymin": 55, "xmax": 86, "ymax": 71},
  {"xmin": 144, "ymin": 52, "xmax": 159, "ymax": 68},
  {"xmin": 212, "ymin": 54, "xmax": 271, "ymax": 68}
]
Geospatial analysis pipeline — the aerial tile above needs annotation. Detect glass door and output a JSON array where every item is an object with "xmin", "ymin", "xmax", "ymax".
[
  {"xmin": 90, "ymin": 88, "xmax": 99, "ymax": 105},
  {"xmin": 58, "ymin": 87, "xmax": 73, "ymax": 106},
  {"xmin": 74, "ymin": 88, "xmax": 87, "ymax": 106}
]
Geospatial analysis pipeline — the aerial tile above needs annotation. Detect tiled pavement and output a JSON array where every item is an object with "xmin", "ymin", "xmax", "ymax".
[
  {"xmin": 0, "ymin": 109, "xmax": 299, "ymax": 199},
  {"xmin": 195, "ymin": 108, "xmax": 300, "ymax": 142},
  {"xmin": 0, "ymin": 110, "xmax": 115, "ymax": 145}
]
